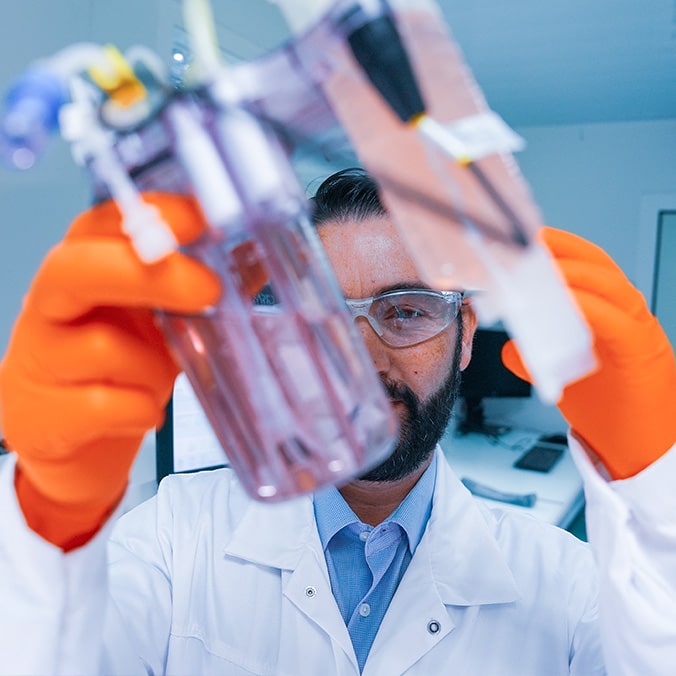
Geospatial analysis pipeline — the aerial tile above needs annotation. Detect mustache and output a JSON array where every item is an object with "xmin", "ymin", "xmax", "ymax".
[{"xmin": 380, "ymin": 378, "xmax": 420, "ymax": 416}]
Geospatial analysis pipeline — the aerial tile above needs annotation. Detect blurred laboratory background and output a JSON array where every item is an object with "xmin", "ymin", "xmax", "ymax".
[{"xmin": 1, "ymin": 0, "xmax": 675, "ymax": 525}]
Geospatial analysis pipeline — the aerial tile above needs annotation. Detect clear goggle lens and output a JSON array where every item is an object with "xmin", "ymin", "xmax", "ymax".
[{"xmin": 345, "ymin": 289, "xmax": 463, "ymax": 348}]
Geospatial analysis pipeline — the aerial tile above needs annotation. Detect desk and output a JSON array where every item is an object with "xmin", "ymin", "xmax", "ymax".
[{"xmin": 439, "ymin": 428, "xmax": 584, "ymax": 528}]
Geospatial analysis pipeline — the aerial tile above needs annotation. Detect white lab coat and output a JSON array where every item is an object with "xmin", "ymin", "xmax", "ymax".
[{"xmin": 0, "ymin": 440, "xmax": 675, "ymax": 676}]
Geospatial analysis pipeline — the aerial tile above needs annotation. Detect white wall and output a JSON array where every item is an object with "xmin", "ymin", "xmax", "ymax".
[
  {"xmin": 0, "ymin": 148, "xmax": 89, "ymax": 356},
  {"xmin": 517, "ymin": 119, "xmax": 676, "ymax": 289}
]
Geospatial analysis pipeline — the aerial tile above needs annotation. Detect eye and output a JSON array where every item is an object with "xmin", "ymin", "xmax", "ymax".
[{"xmin": 383, "ymin": 303, "xmax": 426, "ymax": 321}]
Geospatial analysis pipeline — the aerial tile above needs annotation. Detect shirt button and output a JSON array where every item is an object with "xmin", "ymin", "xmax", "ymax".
[
  {"xmin": 359, "ymin": 603, "xmax": 371, "ymax": 617},
  {"xmin": 359, "ymin": 531, "xmax": 369, "ymax": 542}
]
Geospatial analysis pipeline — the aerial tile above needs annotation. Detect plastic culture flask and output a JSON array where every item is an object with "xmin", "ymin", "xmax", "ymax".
[
  {"xmin": 150, "ymin": 94, "xmax": 398, "ymax": 500},
  {"xmin": 0, "ymin": 43, "xmax": 398, "ymax": 502}
]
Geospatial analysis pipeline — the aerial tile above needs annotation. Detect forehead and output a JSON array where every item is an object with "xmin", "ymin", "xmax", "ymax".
[{"xmin": 317, "ymin": 216, "xmax": 423, "ymax": 298}]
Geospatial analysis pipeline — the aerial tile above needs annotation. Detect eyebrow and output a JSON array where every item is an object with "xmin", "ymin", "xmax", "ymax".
[{"xmin": 371, "ymin": 281, "xmax": 434, "ymax": 296}]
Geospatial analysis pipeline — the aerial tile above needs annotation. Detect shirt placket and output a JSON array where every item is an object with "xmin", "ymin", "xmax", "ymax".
[{"xmin": 347, "ymin": 523, "xmax": 407, "ymax": 670}]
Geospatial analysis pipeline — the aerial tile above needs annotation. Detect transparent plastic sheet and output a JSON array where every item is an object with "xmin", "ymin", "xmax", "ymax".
[{"xmin": 248, "ymin": 0, "xmax": 597, "ymax": 402}]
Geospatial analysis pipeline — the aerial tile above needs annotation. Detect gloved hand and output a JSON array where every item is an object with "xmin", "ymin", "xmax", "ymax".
[
  {"xmin": 0, "ymin": 194, "xmax": 220, "ymax": 550},
  {"xmin": 502, "ymin": 227, "xmax": 676, "ymax": 480}
]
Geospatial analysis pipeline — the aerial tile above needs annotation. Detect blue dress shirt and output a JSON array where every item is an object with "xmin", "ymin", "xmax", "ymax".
[{"xmin": 313, "ymin": 458, "xmax": 436, "ymax": 672}]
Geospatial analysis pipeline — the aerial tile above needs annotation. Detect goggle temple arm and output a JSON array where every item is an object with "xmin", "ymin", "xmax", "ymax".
[{"xmin": 344, "ymin": 298, "xmax": 386, "ymax": 339}]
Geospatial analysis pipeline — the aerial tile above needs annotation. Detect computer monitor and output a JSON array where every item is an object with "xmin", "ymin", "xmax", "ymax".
[{"xmin": 457, "ymin": 327, "xmax": 532, "ymax": 435}]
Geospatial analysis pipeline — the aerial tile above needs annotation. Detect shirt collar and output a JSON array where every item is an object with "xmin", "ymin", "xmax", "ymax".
[
  {"xmin": 221, "ymin": 449, "xmax": 519, "ymax": 605},
  {"xmin": 313, "ymin": 457, "xmax": 437, "ymax": 555}
]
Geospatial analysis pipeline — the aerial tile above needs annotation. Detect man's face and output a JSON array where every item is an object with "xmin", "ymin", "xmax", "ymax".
[{"xmin": 318, "ymin": 216, "xmax": 477, "ymax": 481}]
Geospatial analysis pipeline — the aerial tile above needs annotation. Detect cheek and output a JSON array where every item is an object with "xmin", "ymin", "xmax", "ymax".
[{"xmin": 400, "ymin": 337, "xmax": 455, "ymax": 398}]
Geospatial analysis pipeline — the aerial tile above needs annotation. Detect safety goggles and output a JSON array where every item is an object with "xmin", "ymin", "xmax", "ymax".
[{"xmin": 345, "ymin": 289, "xmax": 463, "ymax": 348}]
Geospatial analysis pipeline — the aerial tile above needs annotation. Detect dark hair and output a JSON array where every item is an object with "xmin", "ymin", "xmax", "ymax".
[{"xmin": 311, "ymin": 167, "xmax": 386, "ymax": 226}]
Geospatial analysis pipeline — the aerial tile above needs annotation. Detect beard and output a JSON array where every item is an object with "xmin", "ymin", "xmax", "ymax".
[{"xmin": 358, "ymin": 321, "xmax": 464, "ymax": 482}]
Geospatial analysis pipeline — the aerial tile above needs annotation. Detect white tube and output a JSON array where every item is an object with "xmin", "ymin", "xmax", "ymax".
[
  {"xmin": 60, "ymin": 78, "xmax": 178, "ymax": 263},
  {"xmin": 183, "ymin": 0, "xmax": 222, "ymax": 81},
  {"xmin": 166, "ymin": 102, "xmax": 243, "ymax": 229}
]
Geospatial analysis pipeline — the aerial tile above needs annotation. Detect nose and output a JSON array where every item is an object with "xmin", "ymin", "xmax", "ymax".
[{"xmin": 355, "ymin": 316, "xmax": 391, "ymax": 374}]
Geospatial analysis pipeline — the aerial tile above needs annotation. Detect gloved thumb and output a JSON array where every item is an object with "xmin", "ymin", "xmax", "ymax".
[{"xmin": 501, "ymin": 339, "xmax": 532, "ymax": 384}]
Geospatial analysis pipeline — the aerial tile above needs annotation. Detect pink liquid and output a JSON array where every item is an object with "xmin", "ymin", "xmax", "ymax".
[{"xmin": 156, "ymin": 218, "xmax": 398, "ymax": 500}]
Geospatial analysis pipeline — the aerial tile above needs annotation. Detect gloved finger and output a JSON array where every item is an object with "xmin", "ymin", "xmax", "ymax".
[
  {"xmin": 64, "ymin": 193, "xmax": 209, "ymax": 246},
  {"xmin": 13, "ymin": 312, "xmax": 178, "ymax": 400},
  {"xmin": 539, "ymin": 226, "xmax": 649, "ymax": 317},
  {"xmin": 77, "ymin": 306, "xmax": 175, "ymax": 359},
  {"xmin": 539, "ymin": 226, "xmax": 621, "ymax": 270},
  {"xmin": 501, "ymin": 333, "xmax": 599, "ymax": 392},
  {"xmin": 18, "ymin": 435, "xmax": 144, "ymax": 507},
  {"xmin": 501, "ymin": 339, "xmax": 530, "ymax": 382},
  {"xmin": 553, "ymin": 257, "xmax": 649, "ymax": 318},
  {"xmin": 501, "ymin": 287, "xmax": 662, "ymax": 386},
  {"xmin": 500, "ymin": 288, "xmax": 639, "ymax": 382},
  {"xmin": 2, "ymin": 381, "xmax": 167, "ymax": 454},
  {"xmin": 28, "ymin": 239, "xmax": 221, "ymax": 321},
  {"xmin": 572, "ymin": 290, "xmax": 672, "ymax": 371}
]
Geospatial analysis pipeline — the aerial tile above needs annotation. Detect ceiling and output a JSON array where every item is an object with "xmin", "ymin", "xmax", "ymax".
[
  {"xmin": 1, "ymin": 0, "xmax": 676, "ymax": 132},
  {"xmin": 196, "ymin": 0, "xmax": 676, "ymax": 128}
]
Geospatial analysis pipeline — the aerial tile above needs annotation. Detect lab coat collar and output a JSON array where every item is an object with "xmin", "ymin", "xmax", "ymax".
[
  {"xmin": 223, "ymin": 489, "xmax": 321, "ymax": 570},
  {"xmin": 222, "ymin": 484, "xmax": 353, "ymax": 659},
  {"xmin": 223, "ymin": 447, "xmax": 519, "ymax": 606},
  {"xmin": 427, "ymin": 448, "xmax": 520, "ymax": 606}
]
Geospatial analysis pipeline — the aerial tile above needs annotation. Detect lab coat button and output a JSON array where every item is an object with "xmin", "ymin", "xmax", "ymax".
[
  {"xmin": 427, "ymin": 619, "xmax": 441, "ymax": 634},
  {"xmin": 305, "ymin": 586, "xmax": 316, "ymax": 598}
]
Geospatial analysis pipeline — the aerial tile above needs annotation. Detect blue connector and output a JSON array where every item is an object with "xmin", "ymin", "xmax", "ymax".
[{"xmin": 0, "ymin": 66, "xmax": 67, "ymax": 169}]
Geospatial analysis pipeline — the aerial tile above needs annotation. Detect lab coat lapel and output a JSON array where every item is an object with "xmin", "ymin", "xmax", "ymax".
[
  {"xmin": 222, "ymin": 493, "xmax": 316, "ymax": 569},
  {"xmin": 222, "ymin": 490, "xmax": 355, "ymax": 661},
  {"xmin": 364, "ymin": 451, "xmax": 520, "ymax": 674},
  {"xmin": 429, "ymin": 449, "xmax": 520, "ymax": 605},
  {"xmin": 282, "ymin": 545, "xmax": 356, "ymax": 661},
  {"xmin": 364, "ymin": 530, "xmax": 456, "ymax": 675}
]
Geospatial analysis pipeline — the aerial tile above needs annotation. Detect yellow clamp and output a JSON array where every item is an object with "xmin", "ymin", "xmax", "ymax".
[{"xmin": 88, "ymin": 45, "xmax": 147, "ymax": 107}]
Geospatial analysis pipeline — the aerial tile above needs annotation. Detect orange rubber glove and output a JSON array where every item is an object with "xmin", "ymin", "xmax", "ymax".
[
  {"xmin": 502, "ymin": 227, "xmax": 676, "ymax": 480},
  {"xmin": 0, "ymin": 193, "xmax": 220, "ymax": 550}
]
